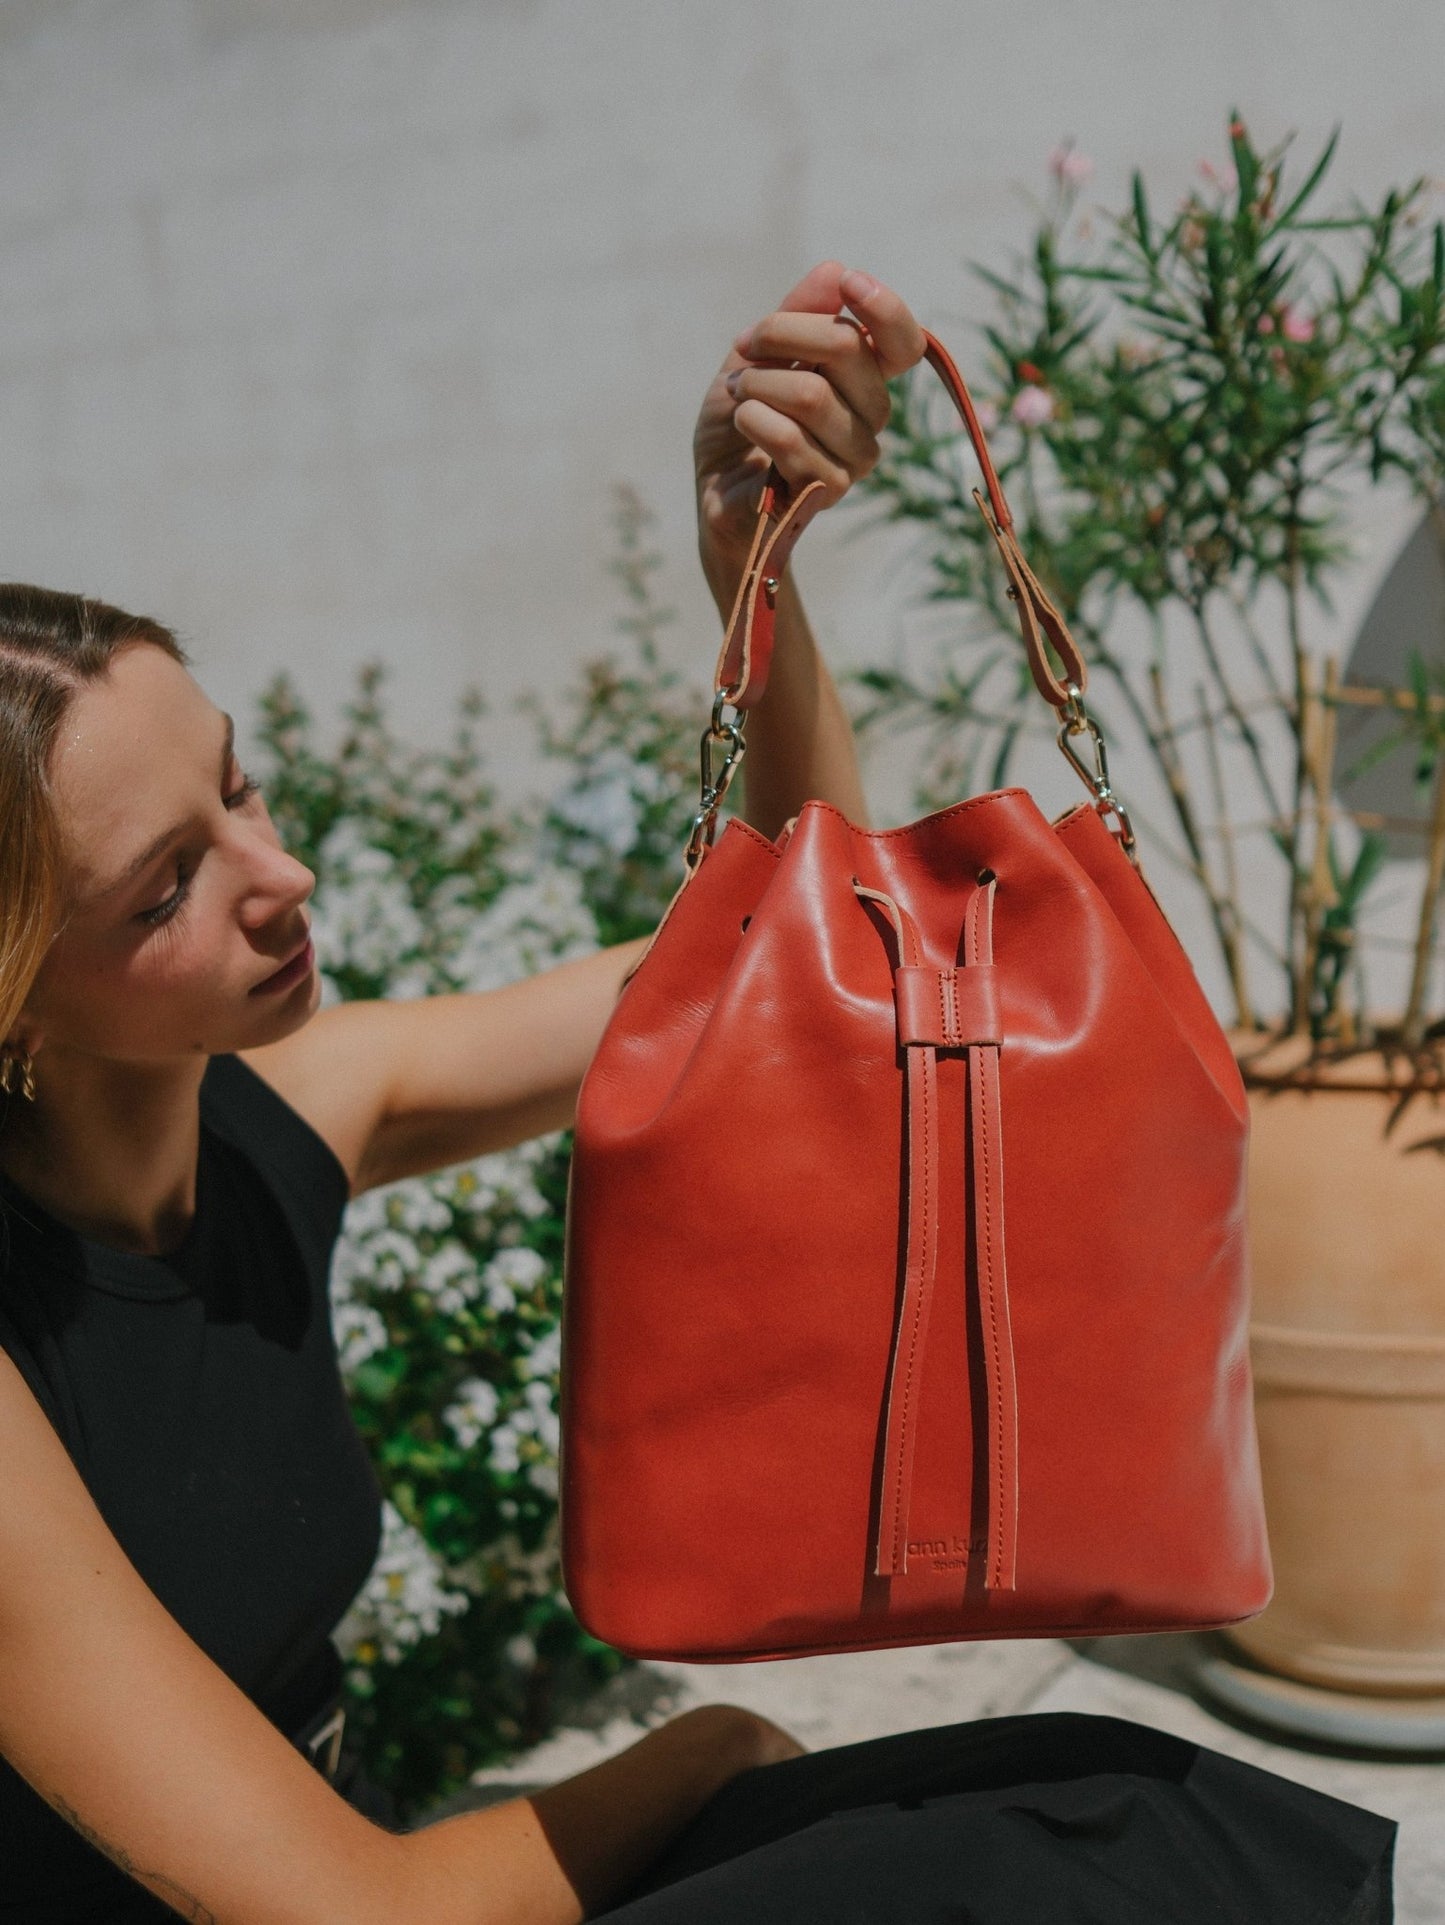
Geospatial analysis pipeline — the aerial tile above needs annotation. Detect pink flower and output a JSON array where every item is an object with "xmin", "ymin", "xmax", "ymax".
[
  {"xmin": 974, "ymin": 398, "xmax": 1000, "ymax": 434},
  {"xmin": 1280, "ymin": 304, "xmax": 1315, "ymax": 344},
  {"xmin": 1198, "ymin": 158, "xmax": 1238, "ymax": 197},
  {"xmin": 1048, "ymin": 144, "xmax": 1095, "ymax": 190},
  {"xmin": 1011, "ymin": 387, "xmax": 1056, "ymax": 429},
  {"xmin": 1258, "ymin": 313, "xmax": 1276, "ymax": 335}
]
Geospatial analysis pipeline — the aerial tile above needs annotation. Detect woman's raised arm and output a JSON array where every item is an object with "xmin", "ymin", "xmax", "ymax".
[
  {"xmin": 695, "ymin": 262, "xmax": 926, "ymax": 838},
  {"xmin": 249, "ymin": 269, "xmax": 924, "ymax": 1189}
]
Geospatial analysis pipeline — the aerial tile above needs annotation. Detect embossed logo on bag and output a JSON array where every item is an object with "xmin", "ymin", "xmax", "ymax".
[{"xmin": 907, "ymin": 1533, "xmax": 987, "ymax": 1571}]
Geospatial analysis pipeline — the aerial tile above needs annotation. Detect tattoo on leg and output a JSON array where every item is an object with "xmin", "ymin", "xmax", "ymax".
[{"xmin": 45, "ymin": 1791, "xmax": 219, "ymax": 1923}]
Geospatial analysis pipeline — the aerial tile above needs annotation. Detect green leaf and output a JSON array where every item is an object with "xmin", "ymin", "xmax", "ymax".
[
  {"xmin": 1229, "ymin": 115, "xmax": 1259, "ymax": 209},
  {"xmin": 1132, "ymin": 170, "xmax": 1154, "ymax": 260},
  {"xmin": 1270, "ymin": 126, "xmax": 1340, "ymax": 232}
]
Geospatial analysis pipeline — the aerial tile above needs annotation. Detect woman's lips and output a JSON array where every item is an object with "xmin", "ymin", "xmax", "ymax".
[{"xmin": 251, "ymin": 937, "xmax": 315, "ymax": 997}]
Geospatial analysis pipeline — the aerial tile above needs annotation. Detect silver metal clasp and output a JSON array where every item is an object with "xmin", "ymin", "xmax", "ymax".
[
  {"xmin": 1056, "ymin": 684, "xmax": 1139, "ymax": 864},
  {"xmin": 683, "ymin": 689, "xmax": 749, "ymax": 874}
]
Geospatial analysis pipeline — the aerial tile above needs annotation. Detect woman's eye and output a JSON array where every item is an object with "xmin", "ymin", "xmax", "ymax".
[
  {"xmin": 225, "ymin": 771, "xmax": 261, "ymax": 810},
  {"xmin": 135, "ymin": 772, "xmax": 259, "ymax": 928},
  {"xmin": 138, "ymin": 863, "xmax": 192, "ymax": 928}
]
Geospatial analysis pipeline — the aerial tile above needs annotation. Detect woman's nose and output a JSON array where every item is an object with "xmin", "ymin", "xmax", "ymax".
[{"xmin": 238, "ymin": 839, "xmax": 316, "ymax": 928}]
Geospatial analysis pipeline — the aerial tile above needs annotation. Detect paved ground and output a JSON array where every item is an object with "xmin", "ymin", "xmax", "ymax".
[{"xmin": 466, "ymin": 1635, "xmax": 1445, "ymax": 1921}]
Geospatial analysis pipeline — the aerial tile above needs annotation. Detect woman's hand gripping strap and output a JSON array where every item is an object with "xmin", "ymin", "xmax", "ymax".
[
  {"xmin": 707, "ymin": 330, "xmax": 1134, "ymax": 868},
  {"xmin": 712, "ymin": 334, "xmax": 1088, "ymax": 716}
]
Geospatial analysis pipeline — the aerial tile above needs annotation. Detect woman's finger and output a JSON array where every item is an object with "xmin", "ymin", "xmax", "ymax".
[
  {"xmin": 736, "ymin": 266, "xmax": 925, "ymax": 380},
  {"xmin": 736, "ymin": 314, "xmax": 893, "ymax": 434},
  {"xmin": 730, "ymin": 397, "xmax": 854, "ymax": 503},
  {"xmin": 838, "ymin": 269, "xmax": 927, "ymax": 379},
  {"xmin": 727, "ymin": 365, "xmax": 880, "ymax": 478},
  {"xmin": 766, "ymin": 258, "xmax": 853, "ymax": 321}
]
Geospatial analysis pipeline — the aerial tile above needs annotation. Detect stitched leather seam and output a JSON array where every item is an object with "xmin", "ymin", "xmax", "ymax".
[
  {"xmin": 853, "ymin": 878, "xmax": 928, "ymax": 1578},
  {"xmin": 805, "ymin": 791, "xmax": 1032, "ymax": 839},
  {"xmin": 966, "ymin": 890, "xmax": 1001, "ymax": 1580},
  {"xmin": 641, "ymin": 1612, "xmax": 1274, "ymax": 1664},
  {"xmin": 714, "ymin": 501, "xmax": 773, "ymax": 694},
  {"xmin": 966, "ymin": 879, "xmax": 1012, "ymax": 1591},
  {"xmin": 721, "ymin": 817, "xmax": 784, "ymax": 858},
  {"xmin": 890, "ymin": 1047, "xmax": 934, "ymax": 1573},
  {"xmin": 976, "ymin": 1053, "xmax": 1006, "ymax": 1588}
]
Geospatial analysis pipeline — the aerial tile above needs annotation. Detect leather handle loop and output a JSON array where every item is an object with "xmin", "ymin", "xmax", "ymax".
[
  {"xmin": 920, "ymin": 333, "xmax": 1013, "ymax": 533},
  {"xmin": 714, "ymin": 328, "xmax": 1088, "ymax": 715},
  {"xmin": 713, "ymin": 474, "xmax": 828, "ymax": 711}
]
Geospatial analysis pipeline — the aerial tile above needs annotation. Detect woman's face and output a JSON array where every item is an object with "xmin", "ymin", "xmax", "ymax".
[{"xmin": 22, "ymin": 643, "xmax": 320, "ymax": 1066}]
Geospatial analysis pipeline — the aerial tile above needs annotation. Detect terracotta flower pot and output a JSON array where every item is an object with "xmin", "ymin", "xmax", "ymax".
[{"xmin": 1228, "ymin": 1038, "xmax": 1445, "ymax": 1694}]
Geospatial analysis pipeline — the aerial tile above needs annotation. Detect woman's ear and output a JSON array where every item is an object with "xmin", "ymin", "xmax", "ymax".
[{"xmin": 3, "ymin": 1024, "xmax": 44, "ymax": 1063}]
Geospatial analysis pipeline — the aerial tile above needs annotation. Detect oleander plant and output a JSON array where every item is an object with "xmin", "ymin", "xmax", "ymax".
[
  {"xmin": 253, "ymin": 492, "xmax": 701, "ymax": 1814},
  {"xmin": 861, "ymin": 117, "xmax": 1445, "ymax": 1058}
]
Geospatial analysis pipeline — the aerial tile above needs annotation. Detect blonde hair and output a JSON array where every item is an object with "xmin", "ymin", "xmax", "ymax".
[{"xmin": 0, "ymin": 586, "xmax": 185, "ymax": 1044}]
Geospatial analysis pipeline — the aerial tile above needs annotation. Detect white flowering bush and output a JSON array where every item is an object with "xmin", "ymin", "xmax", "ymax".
[
  {"xmin": 254, "ymin": 495, "xmax": 703, "ymax": 1811},
  {"xmin": 334, "ymin": 1502, "xmax": 472, "ymax": 1667}
]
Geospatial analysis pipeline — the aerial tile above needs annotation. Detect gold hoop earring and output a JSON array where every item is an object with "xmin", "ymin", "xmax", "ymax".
[{"xmin": 1, "ymin": 1049, "xmax": 36, "ymax": 1102}]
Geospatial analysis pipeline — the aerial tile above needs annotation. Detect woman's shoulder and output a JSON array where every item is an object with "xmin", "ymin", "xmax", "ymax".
[{"xmin": 203, "ymin": 1053, "xmax": 352, "ymax": 1266}]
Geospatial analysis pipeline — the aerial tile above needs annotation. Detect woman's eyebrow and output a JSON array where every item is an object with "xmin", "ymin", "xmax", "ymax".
[{"xmin": 95, "ymin": 713, "xmax": 237, "ymax": 901}]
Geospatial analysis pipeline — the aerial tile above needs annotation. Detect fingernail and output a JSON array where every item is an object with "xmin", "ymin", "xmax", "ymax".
[
  {"xmin": 733, "ymin": 325, "xmax": 755, "ymax": 356},
  {"xmin": 725, "ymin": 368, "xmax": 743, "ymax": 396},
  {"xmin": 841, "ymin": 269, "xmax": 879, "ymax": 303}
]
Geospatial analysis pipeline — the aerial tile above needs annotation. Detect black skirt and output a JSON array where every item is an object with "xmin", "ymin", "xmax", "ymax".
[{"xmin": 599, "ymin": 1712, "xmax": 1396, "ymax": 1924}]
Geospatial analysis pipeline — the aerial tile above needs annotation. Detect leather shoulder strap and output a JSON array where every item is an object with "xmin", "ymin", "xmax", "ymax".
[{"xmin": 715, "ymin": 330, "xmax": 1087, "ymax": 715}]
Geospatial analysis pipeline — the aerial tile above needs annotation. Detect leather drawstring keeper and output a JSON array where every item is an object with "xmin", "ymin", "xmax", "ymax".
[{"xmin": 852, "ymin": 875, "xmax": 1018, "ymax": 1592}]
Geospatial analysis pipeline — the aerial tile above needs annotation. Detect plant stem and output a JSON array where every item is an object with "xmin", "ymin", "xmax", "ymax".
[
  {"xmin": 1196, "ymin": 682, "xmax": 1256, "ymax": 1027},
  {"xmin": 1189, "ymin": 600, "xmax": 1287, "ymax": 828},
  {"xmin": 1144, "ymin": 660, "xmax": 1253, "ymax": 1019},
  {"xmin": 1225, "ymin": 585, "xmax": 1289, "ymax": 710}
]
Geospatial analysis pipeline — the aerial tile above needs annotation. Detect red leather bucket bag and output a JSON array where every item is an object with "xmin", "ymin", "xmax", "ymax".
[{"xmin": 561, "ymin": 333, "xmax": 1272, "ymax": 1661}]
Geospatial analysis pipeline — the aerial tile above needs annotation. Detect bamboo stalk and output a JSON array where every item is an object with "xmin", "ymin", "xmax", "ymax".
[
  {"xmin": 1311, "ymin": 658, "xmax": 1341, "ymax": 916},
  {"xmin": 1341, "ymin": 811, "xmax": 1435, "ymax": 834},
  {"xmin": 1325, "ymin": 683, "xmax": 1445, "ymax": 717},
  {"xmin": 1402, "ymin": 725, "xmax": 1445, "ymax": 1048},
  {"xmin": 1399, "ymin": 501, "xmax": 1445, "ymax": 1048},
  {"xmin": 1292, "ymin": 639, "xmax": 1316, "ymax": 1039},
  {"xmin": 1298, "ymin": 657, "xmax": 1342, "ymax": 1036}
]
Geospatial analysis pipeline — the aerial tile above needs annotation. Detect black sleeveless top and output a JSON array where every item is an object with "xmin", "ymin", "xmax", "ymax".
[{"xmin": 0, "ymin": 1056, "xmax": 382, "ymax": 1922}]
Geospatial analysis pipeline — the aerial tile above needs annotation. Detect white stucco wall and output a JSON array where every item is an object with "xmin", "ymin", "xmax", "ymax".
[{"xmin": 3, "ymin": 0, "xmax": 1443, "ymax": 1002}]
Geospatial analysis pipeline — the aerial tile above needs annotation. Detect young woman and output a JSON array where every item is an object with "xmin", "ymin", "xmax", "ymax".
[{"xmin": 0, "ymin": 267, "xmax": 1396, "ymax": 1925}]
